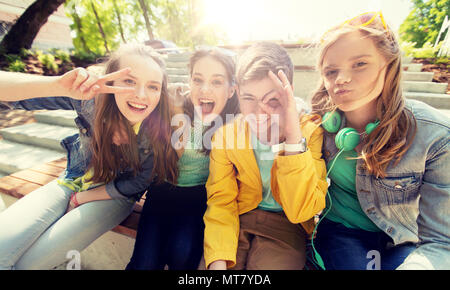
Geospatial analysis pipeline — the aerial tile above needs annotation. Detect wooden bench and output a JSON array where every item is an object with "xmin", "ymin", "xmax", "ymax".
[{"xmin": 0, "ymin": 157, "xmax": 142, "ymax": 239}]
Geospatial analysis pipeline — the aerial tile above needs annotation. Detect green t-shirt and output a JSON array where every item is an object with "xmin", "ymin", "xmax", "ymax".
[
  {"xmin": 176, "ymin": 123, "xmax": 210, "ymax": 187},
  {"xmin": 325, "ymin": 150, "xmax": 381, "ymax": 232},
  {"xmin": 251, "ymin": 133, "xmax": 283, "ymax": 212}
]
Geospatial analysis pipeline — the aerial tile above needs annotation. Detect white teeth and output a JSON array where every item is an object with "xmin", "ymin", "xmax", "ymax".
[
  {"xmin": 127, "ymin": 102, "xmax": 147, "ymax": 109},
  {"xmin": 199, "ymin": 99, "xmax": 214, "ymax": 104}
]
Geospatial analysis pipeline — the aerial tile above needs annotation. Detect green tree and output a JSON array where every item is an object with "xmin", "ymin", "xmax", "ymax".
[
  {"xmin": 112, "ymin": 0, "xmax": 127, "ymax": 43},
  {"xmin": 66, "ymin": 0, "xmax": 120, "ymax": 55},
  {"xmin": 138, "ymin": 0, "xmax": 156, "ymax": 41},
  {"xmin": 90, "ymin": 0, "xmax": 110, "ymax": 53},
  {"xmin": 399, "ymin": 0, "xmax": 450, "ymax": 48},
  {"xmin": 65, "ymin": 0, "xmax": 227, "ymax": 55},
  {"xmin": 153, "ymin": 0, "xmax": 192, "ymax": 46}
]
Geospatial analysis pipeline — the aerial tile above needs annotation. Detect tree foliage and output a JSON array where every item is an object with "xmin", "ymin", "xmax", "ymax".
[
  {"xmin": 399, "ymin": 0, "xmax": 450, "ymax": 48},
  {"xmin": 65, "ymin": 0, "xmax": 227, "ymax": 56}
]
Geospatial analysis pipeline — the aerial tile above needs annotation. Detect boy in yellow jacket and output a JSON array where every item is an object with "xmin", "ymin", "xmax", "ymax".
[{"xmin": 204, "ymin": 42, "xmax": 328, "ymax": 270}]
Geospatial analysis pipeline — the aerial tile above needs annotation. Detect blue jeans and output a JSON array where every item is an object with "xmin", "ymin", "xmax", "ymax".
[
  {"xmin": 126, "ymin": 182, "xmax": 206, "ymax": 270},
  {"xmin": 0, "ymin": 180, "xmax": 135, "ymax": 270},
  {"xmin": 315, "ymin": 219, "xmax": 417, "ymax": 270}
]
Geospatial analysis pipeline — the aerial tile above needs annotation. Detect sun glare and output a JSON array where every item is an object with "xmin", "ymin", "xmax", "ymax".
[
  {"xmin": 199, "ymin": 0, "xmax": 411, "ymax": 44},
  {"xmin": 202, "ymin": 0, "xmax": 269, "ymax": 43}
]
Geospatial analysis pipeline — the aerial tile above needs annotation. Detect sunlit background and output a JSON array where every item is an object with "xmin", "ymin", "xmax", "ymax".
[{"xmin": 199, "ymin": 0, "xmax": 412, "ymax": 43}]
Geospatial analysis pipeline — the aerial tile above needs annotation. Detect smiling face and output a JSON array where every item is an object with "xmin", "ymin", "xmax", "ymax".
[
  {"xmin": 238, "ymin": 76, "xmax": 284, "ymax": 144},
  {"xmin": 113, "ymin": 54, "xmax": 163, "ymax": 125},
  {"xmin": 189, "ymin": 56, "xmax": 235, "ymax": 123},
  {"xmin": 321, "ymin": 31, "xmax": 387, "ymax": 113}
]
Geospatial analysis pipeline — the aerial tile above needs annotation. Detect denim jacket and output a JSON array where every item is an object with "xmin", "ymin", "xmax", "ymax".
[
  {"xmin": 322, "ymin": 99, "xmax": 450, "ymax": 270},
  {"xmin": 2, "ymin": 97, "xmax": 155, "ymax": 201}
]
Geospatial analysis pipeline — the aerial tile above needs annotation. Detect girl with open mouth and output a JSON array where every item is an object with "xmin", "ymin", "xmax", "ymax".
[{"xmin": 126, "ymin": 48, "xmax": 240, "ymax": 270}]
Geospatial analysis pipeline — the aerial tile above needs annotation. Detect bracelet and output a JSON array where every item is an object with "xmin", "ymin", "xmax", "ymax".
[
  {"xmin": 271, "ymin": 137, "xmax": 307, "ymax": 153},
  {"xmin": 70, "ymin": 192, "xmax": 80, "ymax": 208}
]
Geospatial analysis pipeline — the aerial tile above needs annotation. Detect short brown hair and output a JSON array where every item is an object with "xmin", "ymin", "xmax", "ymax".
[{"xmin": 236, "ymin": 42, "xmax": 294, "ymax": 86}]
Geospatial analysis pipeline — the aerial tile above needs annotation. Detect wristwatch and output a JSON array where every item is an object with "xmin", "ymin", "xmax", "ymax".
[
  {"xmin": 271, "ymin": 137, "xmax": 307, "ymax": 153},
  {"xmin": 285, "ymin": 137, "xmax": 307, "ymax": 153}
]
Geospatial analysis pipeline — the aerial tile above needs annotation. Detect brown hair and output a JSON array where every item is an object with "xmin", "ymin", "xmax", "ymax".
[
  {"xmin": 89, "ymin": 44, "xmax": 179, "ymax": 184},
  {"xmin": 236, "ymin": 42, "xmax": 294, "ymax": 86},
  {"xmin": 311, "ymin": 16, "xmax": 416, "ymax": 178},
  {"xmin": 183, "ymin": 48, "xmax": 240, "ymax": 154}
]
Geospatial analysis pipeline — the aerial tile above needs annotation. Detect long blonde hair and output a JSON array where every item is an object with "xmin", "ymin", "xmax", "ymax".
[{"xmin": 311, "ymin": 18, "xmax": 416, "ymax": 178}]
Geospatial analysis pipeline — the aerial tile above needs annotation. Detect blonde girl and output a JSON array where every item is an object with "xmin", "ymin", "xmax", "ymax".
[{"xmin": 312, "ymin": 12, "xmax": 450, "ymax": 270}]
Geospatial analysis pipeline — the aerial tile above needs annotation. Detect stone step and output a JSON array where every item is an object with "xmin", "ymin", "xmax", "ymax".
[
  {"xmin": 167, "ymin": 67, "xmax": 188, "ymax": 76},
  {"xmin": 165, "ymin": 61, "xmax": 189, "ymax": 69},
  {"xmin": 402, "ymin": 71, "xmax": 434, "ymax": 82},
  {"xmin": 0, "ymin": 140, "xmax": 65, "ymax": 174},
  {"xmin": 402, "ymin": 56, "xmax": 413, "ymax": 64},
  {"xmin": 166, "ymin": 52, "xmax": 191, "ymax": 62},
  {"xmin": 405, "ymin": 92, "xmax": 450, "ymax": 110},
  {"xmin": 168, "ymin": 75, "xmax": 189, "ymax": 83},
  {"xmin": 0, "ymin": 123, "xmax": 78, "ymax": 152},
  {"xmin": 33, "ymin": 110, "xmax": 77, "ymax": 128},
  {"xmin": 402, "ymin": 63, "xmax": 423, "ymax": 72},
  {"xmin": 403, "ymin": 81, "xmax": 447, "ymax": 94}
]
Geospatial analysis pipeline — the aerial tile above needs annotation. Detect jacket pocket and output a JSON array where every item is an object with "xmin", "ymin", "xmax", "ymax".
[
  {"xmin": 60, "ymin": 133, "xmax": 86, "ymax": 178},
  {"xmin": 373, "ymin": 174, "xmax": 422, "ymax": 236},
  {"xmin": 374, "ymin": 174, "xmax": 422, "ymax": 201}
]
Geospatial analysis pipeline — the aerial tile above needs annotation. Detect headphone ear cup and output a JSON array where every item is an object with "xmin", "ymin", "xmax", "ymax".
[
  {"xmin": 365, "ymin": 120, "xmax": 380, "ymax": 135},
  {"xmin": 322, "ymin": 111, "xmax": 341, "ymax": 133},
  {"xmin": 335, "ymin": 128, "xmax": 360, "ymax": 151}
]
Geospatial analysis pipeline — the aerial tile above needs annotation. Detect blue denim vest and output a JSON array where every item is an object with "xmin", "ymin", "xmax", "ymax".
[
  {"xmin": 321, "ymin": 99, "xmax": 450, "ymax": 269},
  {"xmin": 4, "ymin": 97, "xmax": 154, "ymax": 200}
]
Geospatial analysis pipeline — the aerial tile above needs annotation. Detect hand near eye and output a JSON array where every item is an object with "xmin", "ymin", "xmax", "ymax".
[
  {"xmin": 57, "ymin": 67, "xmax": 135, "ymax": 100},
  {"xmin": 168, "ymin": 83, "xmax": 190, "ymax": 107},
  {"xmin": 265, "ymin": 70, "xmax": 303, "ymax": 145}
]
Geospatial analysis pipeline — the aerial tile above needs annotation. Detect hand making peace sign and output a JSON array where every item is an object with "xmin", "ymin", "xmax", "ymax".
[{"xmin": 57, "ymin": 67, "xmax": 135, "ymax": 100}]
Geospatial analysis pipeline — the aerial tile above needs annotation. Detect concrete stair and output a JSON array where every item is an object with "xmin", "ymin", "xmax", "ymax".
[
  {"xmin": 0, "ymin": 122, "xmax": 78, "ymax": 152},
  {"xmin": 403, "ymin": 81, "xmax": 447, "ymax": 94},
  {"xmin": 404, "ymin": 92, "xmax": 450, "ymax": 109},
  {"xmin": 0, "ymin": 140, "xmax": 66, "ymax": 174},
  {"xmin": 403, "ymin": 72, "xmax": 434, "ymax": 82},
  {"xmin": 166, "ymin": 52, "xmax": 190, "ymax": 84},
  {"xmin": 402, "ymin": 63, "xmax": 423, "ymax": 72},
  {"xmin": 400, "ymin": 57, "xmax": 449, "ymax": 110},
  {"xmin": 0, "ymin": 110, "xmax": 77, "ymax": 175}
]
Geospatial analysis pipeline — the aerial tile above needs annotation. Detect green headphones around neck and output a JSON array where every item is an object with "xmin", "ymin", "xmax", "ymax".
[
  {"xmin": 322, "ymin": 111, "xmax": 380, "ymax": 151},
  {"xmin": 309, "ymin": 111, "xmax": 380, "ymax": 270}
]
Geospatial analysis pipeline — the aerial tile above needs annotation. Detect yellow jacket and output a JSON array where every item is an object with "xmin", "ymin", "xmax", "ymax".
[{"xmin": 204, "ymin": 114, "xmax": 328, "ymax": 269}]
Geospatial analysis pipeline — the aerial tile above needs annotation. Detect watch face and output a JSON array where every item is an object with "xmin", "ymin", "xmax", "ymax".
[
  {"xmin": 283, "ymin": 138, "xmax": 307, "ymax": 153},
  {"xmin": 300, "ymin": 137, "xmax": 307, "ymax": 152}
]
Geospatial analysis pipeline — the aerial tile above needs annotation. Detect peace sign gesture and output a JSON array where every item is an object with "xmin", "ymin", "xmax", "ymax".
[
  {"xmin": 57, "ymin": 67, "xmax": 135, "ymax": 100},
  {"xmin": 266, "ymin": 69, "xmax": 303, "ymax": 145}
]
